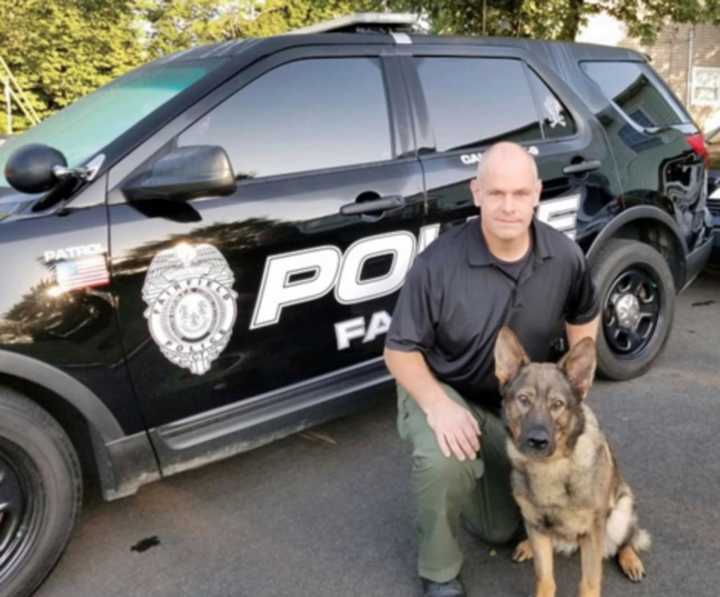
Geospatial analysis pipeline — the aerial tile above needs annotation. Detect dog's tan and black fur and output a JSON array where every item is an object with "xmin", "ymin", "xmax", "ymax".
[{"xmin": 494, "ymin": 327, "xmax": 650, "ymax": 597}]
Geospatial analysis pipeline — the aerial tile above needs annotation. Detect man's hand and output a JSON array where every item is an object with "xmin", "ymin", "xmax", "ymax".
[
  {"xmin": 425, "ymin": 398, "xmax": 481, "ymax": 461},
  {"xmin": 384, "ymin": 347, "xmax": 482, "ymax": 461}
]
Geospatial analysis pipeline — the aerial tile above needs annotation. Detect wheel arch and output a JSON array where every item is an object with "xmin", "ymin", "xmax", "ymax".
[
  {"xmin": 0, "ymin": 351, "xmax": 160, "ymax": 500},
  {"xmin": 586, "ymin": 206, "xmax": 687, "ymax": 291}
]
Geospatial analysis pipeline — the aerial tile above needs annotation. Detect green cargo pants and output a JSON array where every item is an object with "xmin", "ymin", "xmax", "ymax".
[{"xmin": 397, "ymin": 383, "xmax": 522, "ymax": 583}]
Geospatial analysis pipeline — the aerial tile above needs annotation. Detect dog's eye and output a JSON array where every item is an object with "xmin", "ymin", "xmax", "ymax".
[
  {"xmin": 517, "ymin": 394, "xmax": 530, "ymax": 407},
  {"xmin": 551, "ymin": 400, "xmax": 565, "ymax": 411}
]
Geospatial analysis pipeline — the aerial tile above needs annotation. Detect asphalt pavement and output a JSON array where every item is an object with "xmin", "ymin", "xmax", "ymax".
[{"xmin": 36, "ymin": 273, "xmax": 720, "ymax": 597}]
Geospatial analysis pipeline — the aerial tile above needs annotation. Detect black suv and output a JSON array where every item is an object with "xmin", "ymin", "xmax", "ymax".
[{"xmin": 0, "ymin": 14, "xmax": 713, "ymax": 596}]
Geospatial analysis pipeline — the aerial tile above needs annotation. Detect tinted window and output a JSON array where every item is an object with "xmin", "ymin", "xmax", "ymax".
[
  {"xmin": 527, "ymin": 71, "xmax": 576, "ymax": 139},
  {"xmin": 416, "ymin": 57, "xmax": 542, "ymax": 152},
  {"xmin": 582, "ymin": 61, "xmax": 688, "ymax": 128},
  {"xmin": 179, "ymin": 58, "xmax": 392, "ymax": 179}
]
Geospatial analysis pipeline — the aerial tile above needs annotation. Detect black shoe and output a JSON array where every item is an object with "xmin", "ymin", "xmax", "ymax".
[{"xmin": 421, "ymin": 576, "xmax": 466, "ymax": 597}]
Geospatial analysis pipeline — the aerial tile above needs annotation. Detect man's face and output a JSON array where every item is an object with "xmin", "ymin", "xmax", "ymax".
[{"xmin": 470, "ymin": 155, "xmax": 542, "ymax": 242}]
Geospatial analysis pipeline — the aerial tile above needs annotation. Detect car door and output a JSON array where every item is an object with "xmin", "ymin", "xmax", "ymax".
[
  {"xmin": 398, "ymin": 46, "xmax": 622, "ymax": 251},
  {"xmin": 106, "ymin": 48, "xmax": 425, "ymax": 436}
]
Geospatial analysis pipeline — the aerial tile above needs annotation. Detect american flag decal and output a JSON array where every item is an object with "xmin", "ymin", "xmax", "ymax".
[{"xmin": 55, "ymin": 255, "xmax": 110, "ymax": 291}]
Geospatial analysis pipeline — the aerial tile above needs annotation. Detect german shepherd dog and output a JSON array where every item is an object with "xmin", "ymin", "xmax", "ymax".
[{"xmin": 494, "ymin": 327, "xmax": 650, "ymax": 597}]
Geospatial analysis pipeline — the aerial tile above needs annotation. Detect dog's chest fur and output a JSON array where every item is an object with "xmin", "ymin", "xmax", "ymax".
[{"xmin": 508, "ymin": 405, "xmax": 613, "ymax": 541}]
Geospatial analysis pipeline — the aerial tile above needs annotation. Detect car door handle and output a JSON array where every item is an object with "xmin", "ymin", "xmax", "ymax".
[
  {"xmin": 562, "ymin": 160, "xmax": 602, "ymax": 175},
  {"xmin": 339, "ymin": 194, "xmax": 406, "ymax": 216}
]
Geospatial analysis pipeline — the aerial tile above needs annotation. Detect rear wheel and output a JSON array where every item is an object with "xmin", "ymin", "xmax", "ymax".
[
  {"xmin": 591, "ymin": 239, "xmax": 676, "ymax": 380},
  {"xmin": 0, "ymin": 388, "xmax": 82, "ymax": 597}
]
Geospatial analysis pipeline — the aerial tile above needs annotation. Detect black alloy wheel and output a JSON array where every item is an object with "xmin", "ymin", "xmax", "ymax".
[
  {"xmin": 603, "ymin": 267, "xmax": 661, "ymax": 357},
  {"xmin": 0, "ymin": 389, "xmax": 81, "ymax": 597},
  {"xmin": 591, "ymin": 239, "xmax": 676, "ymax": 380},
  {"xmin": 0, "ymin": 442, "xmax": 43, "ymax": 584}
]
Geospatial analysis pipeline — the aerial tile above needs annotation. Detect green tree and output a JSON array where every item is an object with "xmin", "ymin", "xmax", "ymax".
[
  {"xmin": 395, "ymin": 0, "xmax": 720, "ymax": 42},
  {"xmin": 140, "ymin": 0, "xmax": 389, "ymax": 58},
  {"xmin": 0, "ymin": 0, "xmax": 143, "ymax": 133},
  {"xmin": 139, "ymin": 0, "xmax": 244, "ymax": 59}
]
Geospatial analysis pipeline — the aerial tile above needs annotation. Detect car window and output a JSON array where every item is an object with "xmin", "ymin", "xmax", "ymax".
[
  {"xmin": 581, "ymin": 61, "xmax": 689, "ymax": 128},
  {"xmin": 415, "ymin": 57, "xmax": 542, "ymax": 152},
  {"xmin": 527, "ymin": 70, "xmax": 576, "ymax": 139},
  {"xmin": 178, "ymin": 58, "xmax": 392, "ymax": 179}
]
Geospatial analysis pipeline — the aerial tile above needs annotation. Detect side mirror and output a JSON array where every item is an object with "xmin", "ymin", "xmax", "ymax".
[
  {"xmin": 123, "ymin": 145, "xmax": 236, "ymax": 202},
  {"xmin": 5, "ymin": 143, "xmax": 67, "ymax": 194}
]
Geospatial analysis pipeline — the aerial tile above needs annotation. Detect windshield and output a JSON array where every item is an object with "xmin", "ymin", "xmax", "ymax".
[{"xmin": 0, "ymin": 59, "xmax": 224, "ymax": 191}]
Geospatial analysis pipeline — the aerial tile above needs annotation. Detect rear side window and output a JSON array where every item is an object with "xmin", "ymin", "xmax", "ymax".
[
  {"xmin": 416, "ymin": 57, "xmax": 542, "ymax": 152},
  {"xmin": 581, "ymin": 61, "xmax": 689, "ymax": 128},
  {"xmin": 178, "ymin": 58, "xmax": 392, "ymax": 179}
]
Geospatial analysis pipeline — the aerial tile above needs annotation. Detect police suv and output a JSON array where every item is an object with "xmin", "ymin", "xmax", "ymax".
[{"xmin": 0, "ymin": 13, "xmax": 713, "ymax": 596}]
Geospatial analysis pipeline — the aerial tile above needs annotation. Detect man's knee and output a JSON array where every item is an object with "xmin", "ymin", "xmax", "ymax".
[{"xmin": 412, "ymin": 449, "xmax": 478, "ymax": 491}]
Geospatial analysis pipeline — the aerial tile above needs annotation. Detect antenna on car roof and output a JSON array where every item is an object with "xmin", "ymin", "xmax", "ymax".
[{"xmin": 288, "ymin": 12, "xmax": 426, "ymax": 35}]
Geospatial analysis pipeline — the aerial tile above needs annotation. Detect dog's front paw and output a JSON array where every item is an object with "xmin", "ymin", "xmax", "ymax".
[
  {"xmin": 513, "ymin": 539, "xmax": 534, "ymax": 562},
  {"xmin": 618, "ymin": 545, "xmax": 646, "ymax": 582}
]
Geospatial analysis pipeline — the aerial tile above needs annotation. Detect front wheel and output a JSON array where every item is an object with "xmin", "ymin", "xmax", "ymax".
[
  {"xmin": 0, "ymin": 388, "xmax": 82, "ymax": 597},
  {"xmin": 591, "ymin": 239, "xmax": 676, "ymax": 380}
]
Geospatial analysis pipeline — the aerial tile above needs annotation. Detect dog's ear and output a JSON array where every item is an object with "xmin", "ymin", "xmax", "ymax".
[
  {"xmin": 558, "ymin": 337, "xmax": 597, "ymax": 400},
  {"xmin": 494, "ymin": 326, "xmax": 530, "ymax": 386}
]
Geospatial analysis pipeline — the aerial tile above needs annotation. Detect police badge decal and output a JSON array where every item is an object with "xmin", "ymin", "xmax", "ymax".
[{"xmin": 142, "ymin": 243, "xmax": 238, "ymax": 375}]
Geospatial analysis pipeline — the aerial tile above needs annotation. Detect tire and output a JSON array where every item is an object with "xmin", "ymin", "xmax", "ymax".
[
  {"xmin": 0, "ymin": 388, "xmax": 82, "ymax": 597},
  {"xmin": 590, "ymin": 239, "xmax": 676, "ymax": 380}
]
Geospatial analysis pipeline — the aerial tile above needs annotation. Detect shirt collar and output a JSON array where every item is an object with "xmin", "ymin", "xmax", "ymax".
[{"xmin": 466, "ymin": 216, "xmax": 554, "ymax": 268}]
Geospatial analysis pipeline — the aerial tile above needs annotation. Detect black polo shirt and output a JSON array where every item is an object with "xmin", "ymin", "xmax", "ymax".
[{"xmin": 385, "ymin": 217, "xmax": 599, "ymax": 409}]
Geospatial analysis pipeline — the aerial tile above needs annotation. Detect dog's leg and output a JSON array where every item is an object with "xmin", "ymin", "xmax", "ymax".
[
  {"xmin": 618, "ymin": 544, "xmax": 645, "ymax": 582},
  {"xmin": 578, "ymin": 521, "xmax": 604, "ymax": 597},
  {"xmin": 528, "ymin": 528, "xmax": 555, "ymax": 597}
]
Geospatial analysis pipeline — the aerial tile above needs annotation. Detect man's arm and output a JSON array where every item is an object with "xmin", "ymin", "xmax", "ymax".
[
  {"xmin": 384, "ymin": 347, "xmax": 480, "ymax": 462},
  {"xmin": 565, "ymin": 315, "xmax": 600, "ymax": 347}
]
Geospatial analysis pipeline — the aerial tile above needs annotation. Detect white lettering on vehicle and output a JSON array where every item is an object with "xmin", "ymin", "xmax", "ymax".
[
  {"xmin": 44, "ymin": 243, "xmax": 104, "ymax": 263},
  {"xmin": 251, "ymin": 227, "xmax": 439, "ymax": 330},
  {"xmin": 334, "ymin": 310, "xmax": 392, "ymax": 350}
]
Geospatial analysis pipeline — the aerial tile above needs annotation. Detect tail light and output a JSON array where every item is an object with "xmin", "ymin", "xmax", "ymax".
[{"xmin": 686, "ymin": 133, "xmax": 709, "ymax": 167}]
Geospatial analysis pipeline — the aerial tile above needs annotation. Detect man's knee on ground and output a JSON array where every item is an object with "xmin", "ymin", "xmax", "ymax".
[
  {"xmin": 480, "ymin": 519, "xmax": 522, "ymax": 546},
  {"xmin": 464, "ymin": 507, "xmax": 523, "ymax": 546}
]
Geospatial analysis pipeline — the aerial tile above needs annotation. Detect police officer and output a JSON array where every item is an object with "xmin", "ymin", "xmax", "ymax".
[{"xmin": 384, "ymin": 142, "xmax": 600, "ymax": 597}]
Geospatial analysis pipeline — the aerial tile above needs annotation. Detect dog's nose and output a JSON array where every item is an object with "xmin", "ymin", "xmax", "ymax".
[{"xmin": 525, "ymin": 429, "xmax": 550, "ymax": 452}]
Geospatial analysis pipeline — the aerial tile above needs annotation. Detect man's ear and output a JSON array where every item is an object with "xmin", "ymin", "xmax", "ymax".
[
  {"xmin": 470, "ymin": 177, "xmax": 482, "ymax": 209},
  {"xmin": 532, "ymin": 179, "xmax": 542, "ymax": 208},
  {"xmin": 494, "ymin": 326, "xmax": 530, "ymax": 386},
  {"xmin": 558, "ymin": 337, "xmax": 597, "ymax": 400}
]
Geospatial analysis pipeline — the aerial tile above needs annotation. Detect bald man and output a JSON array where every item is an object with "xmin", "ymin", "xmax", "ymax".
[{"xmin": 384, "ymin": 142, "xmax": 600, "ymax": 597}]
